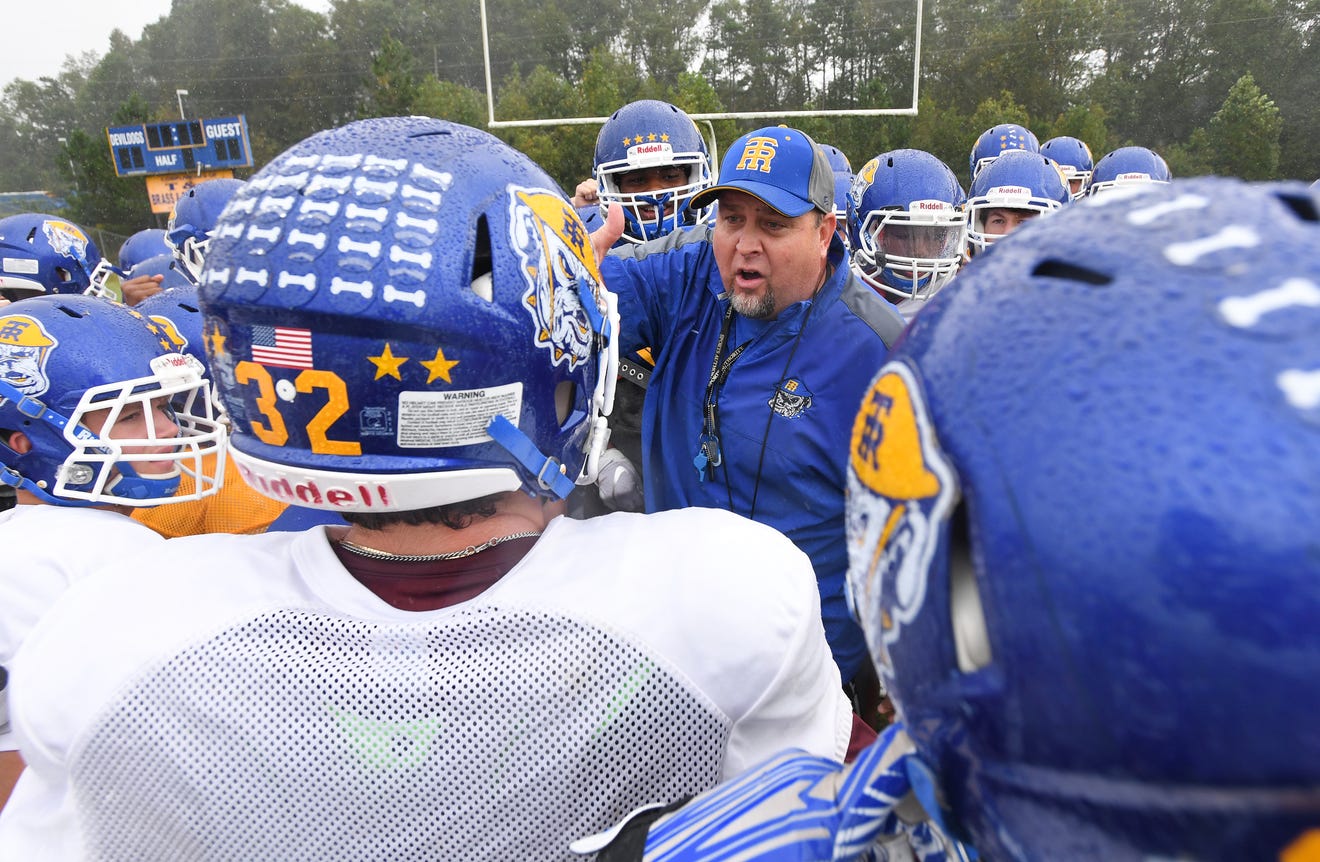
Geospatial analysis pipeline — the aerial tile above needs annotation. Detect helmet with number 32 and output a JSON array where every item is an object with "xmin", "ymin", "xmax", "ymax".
[{"xmin": 200, "ymin": 117, "xmax": 618, "ymax": 514}]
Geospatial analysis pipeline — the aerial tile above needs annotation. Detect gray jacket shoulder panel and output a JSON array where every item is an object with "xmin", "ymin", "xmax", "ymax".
[{"xmin": 840, "ymin": 272, "xmax": 907, "ymax": 348}]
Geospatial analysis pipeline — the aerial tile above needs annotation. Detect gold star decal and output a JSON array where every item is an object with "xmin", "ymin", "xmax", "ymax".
[
  {"xmin": 622, "ymin": 137, "xmax": 631, "ymax": 147},
  {"xmin": 660, "ymin": 133, "xmax": 669, "ymax": 142},
  {"xmin": 633, "ymin": 135, "xmax": 644, "ymax": 145},
  {"xmin": 648, "ymin": 133, "xmax": 657, "ymax": 141},
  {"xmin": 368, "ymin": 342, "xmax": 408, "ymax": 380},
  {"xmin": 420, "ymin": 346, "xmax": 460, "ymax": 384},
  {"xmin": 207, "ymin": 328, "xmax": 227, "ymax": 357}
]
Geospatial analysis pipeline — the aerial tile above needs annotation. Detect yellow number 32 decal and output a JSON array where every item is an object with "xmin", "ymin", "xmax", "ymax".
[{"xmin": 234, "ymin": 361, "xmax": 362, "ymax": 456}]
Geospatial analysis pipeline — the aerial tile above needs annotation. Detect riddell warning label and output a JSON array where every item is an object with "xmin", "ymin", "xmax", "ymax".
[{"xmin": 397, "ymin": 383, "xmax": 523, "ymax": 448}]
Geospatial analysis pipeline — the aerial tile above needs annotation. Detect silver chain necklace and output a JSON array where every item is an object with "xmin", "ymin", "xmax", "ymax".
[{"xmin": 337, "ymin": 531, "xmax": 542, "ymax": 562}]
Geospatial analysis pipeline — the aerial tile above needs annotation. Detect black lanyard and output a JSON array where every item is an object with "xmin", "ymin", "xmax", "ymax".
[
  {"xmin": 694, "ymin": 293, "xmax": 821, "ymax": 520},
  {"xmin": 693, "ymin": 304, "xmax": 747, "ymax": 481}
]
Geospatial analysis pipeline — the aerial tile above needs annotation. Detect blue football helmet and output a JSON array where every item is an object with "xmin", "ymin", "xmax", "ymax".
[
  {"xmin": 846, "ymin": 177, "xmax": 1320, "ymax": 860},
  {"xmin": 167, "ymin": 178, "xmax": 245, "ymax": 284},
  {"xmin": 200, "ymin": 116, "xmax": 618, "ymax": 514},
  {"xmin": 127, "ymin": 253, "xmax": 194, "ymax": 292},
  {"xmin": 133, "ymin": 283, "xmax": 208, "ymax": 370},
  {"xmin": 90, "ymin": 247, "xmax": 196, "ymax": 302},
  {"xmin": 0, "ymin": 294, "xmax": 226, "ymax": 506},
  {"xmin": 819, "ymin": 143, "xmax": 854, "ymax": 222},
  {"xmin": 593, "ymin": 100, "xmax": 713, "ymax": 243},
  {"xmin": 1088, "ymin": 146, "xmax": 1171, "ymax": 197},
  {"xmin": 118, "ymin": 228, "xmax": 172, "ymax": 270},
  {"xmin": 135, "ymin": 282, "xmax": 229, "ymax": 423},
  {"xmin": 847, "ymin": 149, "xmax": 966, "ymax": 302},
  {"xmin": 968, "ymin": 123, "xmax": 1039, "ymax": 182},
  {"xmin": 0, "ymin": 213, "xmax": 103, "ymax": 299},
  {"xmin": 964, "ymin": 150, "xmax": 1069, "ymax": 256},
  {"xmin": 1039, "ymin": 135, "xmax": 1094, "ymax": 199}
]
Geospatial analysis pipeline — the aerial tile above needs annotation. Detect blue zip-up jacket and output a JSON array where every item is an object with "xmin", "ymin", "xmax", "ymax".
[{"xmin": 601, "ymin": 225, "xmax": 906, "ymax": 680}]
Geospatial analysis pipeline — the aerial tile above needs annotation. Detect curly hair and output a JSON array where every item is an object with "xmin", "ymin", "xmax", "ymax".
[{"xmin": 340, "ymin": 493, "xmax": 504, "ymax": 532}]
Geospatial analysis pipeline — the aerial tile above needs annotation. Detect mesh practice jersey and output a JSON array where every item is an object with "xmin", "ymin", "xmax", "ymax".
[
  {"xmin": 131, "ymin": 453, "xmax": 288, "ymax": 537},
  {"xmin": 0, "ymin": 506, "xmax": 164, "ymax": 752},
  {"xmin": 1, "ymin": 508, "xmax": 852, "ymax": 861}
]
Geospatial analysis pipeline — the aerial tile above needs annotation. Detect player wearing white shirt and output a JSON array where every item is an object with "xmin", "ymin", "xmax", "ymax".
[
  {"xmin": 0, "ymin": 118, "xmax": 853, "ymax": 861},
  {"xmin": 0, "ymin": 295, "xmax": 225, "ymax": 810},
  {"xmin": 0, "ymin": 507, "xmax": 163, "ymax": 748}
]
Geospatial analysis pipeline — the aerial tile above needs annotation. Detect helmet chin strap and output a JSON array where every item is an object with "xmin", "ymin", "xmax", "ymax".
[
  {"xmin": 484, "ymin": 276, "xmax": 619, "ymax": 501},
  {"xmin": 485, "ymin": 414, "xmax": 576, "ymax": 500}
]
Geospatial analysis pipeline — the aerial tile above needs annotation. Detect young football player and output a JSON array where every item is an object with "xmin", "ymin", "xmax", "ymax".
[{"xmin": 0, "ymin": 294, "xmax": 225, "ymax": 809}]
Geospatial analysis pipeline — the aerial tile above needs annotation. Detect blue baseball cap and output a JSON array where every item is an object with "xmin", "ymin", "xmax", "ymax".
[{"xmin": 691, "ymin": 126, "xmax": 835, "ymax": 217}]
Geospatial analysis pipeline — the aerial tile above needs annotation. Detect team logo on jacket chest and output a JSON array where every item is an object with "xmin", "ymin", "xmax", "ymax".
[{"xmin": 769, "ymin": 377, "xmax": 813, "ymax": 418}]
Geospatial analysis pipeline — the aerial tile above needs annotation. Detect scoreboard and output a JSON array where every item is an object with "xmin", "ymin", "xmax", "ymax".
[{"xmin": 106, "ymin": 115, "xmax": 252, "ymax": 178}]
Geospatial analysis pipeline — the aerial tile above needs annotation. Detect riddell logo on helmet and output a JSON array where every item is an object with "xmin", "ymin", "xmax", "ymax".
[
  {"xmin": 236, "ymin": 463, "xmax": 393, "ymax": 509},
  {"xmin": 629, "ymin": 143, "xmax": 672, "ymax": 158},
  {"xmin": 990, "ymin": 185, "xmax": 1031, "ymax": 197},
  {"xmin": 912, "ymin": 200, "xmax": 952, "ymax": 211}
]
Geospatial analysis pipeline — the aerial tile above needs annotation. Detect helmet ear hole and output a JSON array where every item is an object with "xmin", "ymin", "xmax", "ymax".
[
  {"xmin": 554, "ymin": 380, "xmax": 575, "ymax": 426},
  {"xmin": 949, "ymin": 502, "xmax": 992, "ymax": 673},
  {"xmin": 470, "ymin": 216, "xmax": 494, "ymax": 302}
]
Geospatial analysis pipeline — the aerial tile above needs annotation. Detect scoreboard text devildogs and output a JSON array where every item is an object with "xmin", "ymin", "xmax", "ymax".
[{"xmin": 104, "ymin": 115, "xmax": 253, "ymax": 178}]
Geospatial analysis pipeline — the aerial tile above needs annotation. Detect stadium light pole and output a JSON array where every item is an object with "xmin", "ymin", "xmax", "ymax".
[{"xmin": 176, "ymin": 89, "xmax": 189, "ymax": 120}]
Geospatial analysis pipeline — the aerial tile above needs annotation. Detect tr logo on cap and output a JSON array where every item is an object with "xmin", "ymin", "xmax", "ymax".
[{"xmin": 736, "ymin": 137, "xmax": 781, "ymax": 174}]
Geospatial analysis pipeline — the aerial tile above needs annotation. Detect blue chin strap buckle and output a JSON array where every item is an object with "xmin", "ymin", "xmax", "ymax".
[{"xmin": 485, "ymin": 414, "xmax": 576, "ymax": 501}]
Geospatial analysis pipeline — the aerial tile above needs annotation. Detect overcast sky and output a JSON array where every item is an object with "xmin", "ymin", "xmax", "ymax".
[{"xmin": 3, "ymin": 0, "xmax": 331, "ymax": 93}]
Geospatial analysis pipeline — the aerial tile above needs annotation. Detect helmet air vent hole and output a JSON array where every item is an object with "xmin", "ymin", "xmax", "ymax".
[
  {"xmin": 1276, "ymin": 191, "xmax": 1319, "ymax": 223},
  {"xmin": 1031, "ymin": 259, "xmax": 1112, "ymax": 287}
]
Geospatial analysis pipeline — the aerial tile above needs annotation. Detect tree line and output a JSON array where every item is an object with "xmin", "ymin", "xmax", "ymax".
[{"xmin": 0, "ymin": 0, "xmax": 1313, "ymax": 241}]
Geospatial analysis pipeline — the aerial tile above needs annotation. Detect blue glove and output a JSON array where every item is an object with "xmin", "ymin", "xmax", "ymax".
[{"xmin": 574, "ymin": 724, "xmax": 964, "ymax": 861}]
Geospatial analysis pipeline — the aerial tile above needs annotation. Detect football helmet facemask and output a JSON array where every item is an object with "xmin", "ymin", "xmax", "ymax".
[
  {"xmin": 964, "ymin": 150, "xmax": 1070, "ymax": 256},
  {"xmin": 593, "ymin": 100, "xmax": 713, "ymax": 243},
  {"xmin": 0, "ymin": 294, "xmax": 226, "ymax": 506},
  {"xmin": 848, "ymin": 149, "xmax": 966, "ymax": 302}
]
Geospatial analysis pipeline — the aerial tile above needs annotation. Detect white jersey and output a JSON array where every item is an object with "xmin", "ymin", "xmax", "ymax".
[
  {"xmin": 0, "ymin": 506, "xmax": 163, "ymax": 752},
  {"xmin": 1, "ymin": 508, "xmax": 852, "ymax": 861}
]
